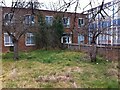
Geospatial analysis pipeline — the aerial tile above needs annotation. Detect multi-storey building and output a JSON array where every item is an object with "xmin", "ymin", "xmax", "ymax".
[
  {"xmin": 0, "ymin": 6, "xmax": 88, "ymax": 53},
  {"xmin": 87, "ymin": 0, "xmax": 120, "ymax": 46}
]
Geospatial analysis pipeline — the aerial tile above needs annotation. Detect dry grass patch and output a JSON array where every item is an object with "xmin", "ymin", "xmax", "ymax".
[{"xmin": 2, "ymin": 50, "xmax": 119, "ymax": 88}]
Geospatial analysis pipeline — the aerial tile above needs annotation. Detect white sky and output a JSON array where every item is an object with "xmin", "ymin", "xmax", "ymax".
[{"xmin": 2, "ymin": 0, "xmax": 112, "ymax": 12}]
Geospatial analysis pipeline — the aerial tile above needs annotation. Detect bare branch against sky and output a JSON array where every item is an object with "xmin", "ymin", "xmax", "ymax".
[{"xmin": 1, "ymin": 0, "xmax": 112, "ymax": 12}]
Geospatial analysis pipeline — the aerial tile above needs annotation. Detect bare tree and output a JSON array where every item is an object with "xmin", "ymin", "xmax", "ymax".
[
  {"xmin": 3, "ymin": 12, "xmax": 29, "ymax": 59},
  {"xmin": 2, "ymin": 0, "xmax": 39, "ymax": 60},
  {"xmin": 80, "ymin": 0, "xmax": 120, "ymax": 62},
  {"xmin": 56, "ymin": 0, "xmax": 120, "ymax": 62}
]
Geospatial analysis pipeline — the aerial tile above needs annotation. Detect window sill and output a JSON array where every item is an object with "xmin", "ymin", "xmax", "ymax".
[
  {"xmin": 62, "ymin": 43, "xmax": 72, "ymax": 44},
  {"xmin": 4, "ymin": 45, "xmax": 14, "ymax": 47},
  {"xmin": 26, "ymin": 44, "xmax": 35, "ymax": 46}
]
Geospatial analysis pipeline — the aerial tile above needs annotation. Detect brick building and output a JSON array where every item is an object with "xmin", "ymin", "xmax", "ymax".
[{"xmin": 0, "ymin": 7, "xmax": 88, "ymax": 53}]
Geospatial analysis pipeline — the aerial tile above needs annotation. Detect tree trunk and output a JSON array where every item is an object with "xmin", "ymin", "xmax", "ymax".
[
  {"xmin": 90, "ymin": 43, "xmax": 97, "ymax": 62},
  {"xmin": 13, "ymin": 40, "xmax": 19, "ymax": 60}
]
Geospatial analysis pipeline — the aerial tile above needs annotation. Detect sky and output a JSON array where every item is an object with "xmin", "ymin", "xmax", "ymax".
[{"xmin": 1, "ymin": 0, "xmax": 112, "ymax": 12}]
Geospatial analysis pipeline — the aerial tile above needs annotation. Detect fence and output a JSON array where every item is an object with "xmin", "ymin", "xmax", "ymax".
[{"xmin": 64, "ymin": 43, "xmax": 120, "ymax": 61}]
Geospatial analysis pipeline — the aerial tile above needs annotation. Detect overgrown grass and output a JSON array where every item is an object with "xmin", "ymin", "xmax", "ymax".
[{"xmin": 2, "ymin": 50, "xmax": 119, "ymax": 88}]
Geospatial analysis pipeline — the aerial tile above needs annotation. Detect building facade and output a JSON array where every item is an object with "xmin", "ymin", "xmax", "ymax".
[
  {"xmin": 87, "ymin": 0, "xmax": 120, "ymax": 46},
  {"xmin": 0, "ymin": 7, "xmax": 88, "ymax": 53}
]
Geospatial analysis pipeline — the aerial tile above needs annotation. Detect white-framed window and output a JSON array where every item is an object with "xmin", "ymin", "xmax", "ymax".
[
  {"xmin": 45, "ymin": 16, "xmax": 53, "ymax": 25},
  {"xmin": 24, "ymin": 15, "xmax": 35, "ymax": 25},
  {"xmin": 4, "ymin": 13, "xmax": 14, "ymax": 25},
  {"xmin": 63, "ymin": 17, "xmax": 70, "ymax": 28},
  {"xmin": 78, "ymin": 34, "xmax": 84, "ymax": 44},
  {"xmin": 25, "ymin": 33, "xmax": 35, "ymax": 46},
  {"xmin": 61, "ymin": 36, "xmax": 71, "ymax": 44},
  {"xmin": 4, "ymin": 33, "xmax": 13, "ymax": 46},
  {"xmin": 78, "ymin": 18, "xmax": 84, "ymax": 27}
]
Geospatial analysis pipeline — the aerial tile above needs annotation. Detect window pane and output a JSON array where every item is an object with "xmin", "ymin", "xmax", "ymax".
[
  {"xmin": 4, "ymin": 13, "xmax": 14, "ymax": 25},
  {"xmin": 113, "ymin": 19, "xmax": 116, "ymax": 26},
  {"xmin": 63, "ymin": 37, "xmax": 67, "ymax": 43},
  {"xmin": 31, "ymin": 36, "xmax": 35, "ymax": 44},
  {"xmin": 63, "ymin": 18, "xmax": 67, "ymax": 24},
  {"xmin": 78, "ymin": 18, "xmax": 84, "ymax": 27},
  {"xmin": 45, "ymin": 16, "xmax": 53, "ymax": 25},
  {"xmin": 62, "ymin": 36, "xmax": 71, "ymax": 44},
  {"xmin": 25, "ymin": 15, "xmax": 29, "ymax": 24},
  {"xmin": 27, "ymin": 37, "xmax": 31, "ymax": 44},
  {"xmin": 10, "ymin": 37, "xmax": 13, "ymax": 44},
  {"xmin": 26, "ymin": 33, "xmax": 35, "ymax": 45},
  {"xmin": 117, "ymin": 19, "xmax": 120, "ymax": 25},
  {"xmin": 4, "ymin": 33, "xmax": 13, "ymax": 46},
  {"xmin": 63, "ymin": 17, "xmax": 70, "ymax": 27},
  {"xmin": 25, "ymin": 15, "xmax": 34, "ymax": 25},
  {"xmin": 5, "ymin": 35, "xmax": 9, "ymax": 42},
  {"xmin": 31, "ymin": 16, "xmax": 35, "ymax": 24}
]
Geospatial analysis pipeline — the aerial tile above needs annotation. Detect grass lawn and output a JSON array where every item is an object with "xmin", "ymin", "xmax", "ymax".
[{"xmin": 2, "ymin": 50, "xmax": 119, "ymax": 88}]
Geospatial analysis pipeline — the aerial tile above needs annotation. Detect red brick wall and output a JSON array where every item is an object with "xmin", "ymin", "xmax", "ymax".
[
  {"xmin": 65, "ymin": 44, "xmax": 120, "ymax": 61},
  {"xmin": 97, "ymin": 47, "xmax": 119, "ymax": 61},
  {"xmin": 2, "ymin": 7, "xmax": 88, "ymax": 53},
  {"xmin": 2, "ymin": 33, "xmax": 36, "ymax": 53},
  {"xmin": 18, "ymin": 34, "xmax": 36, "ymax": 52}
]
